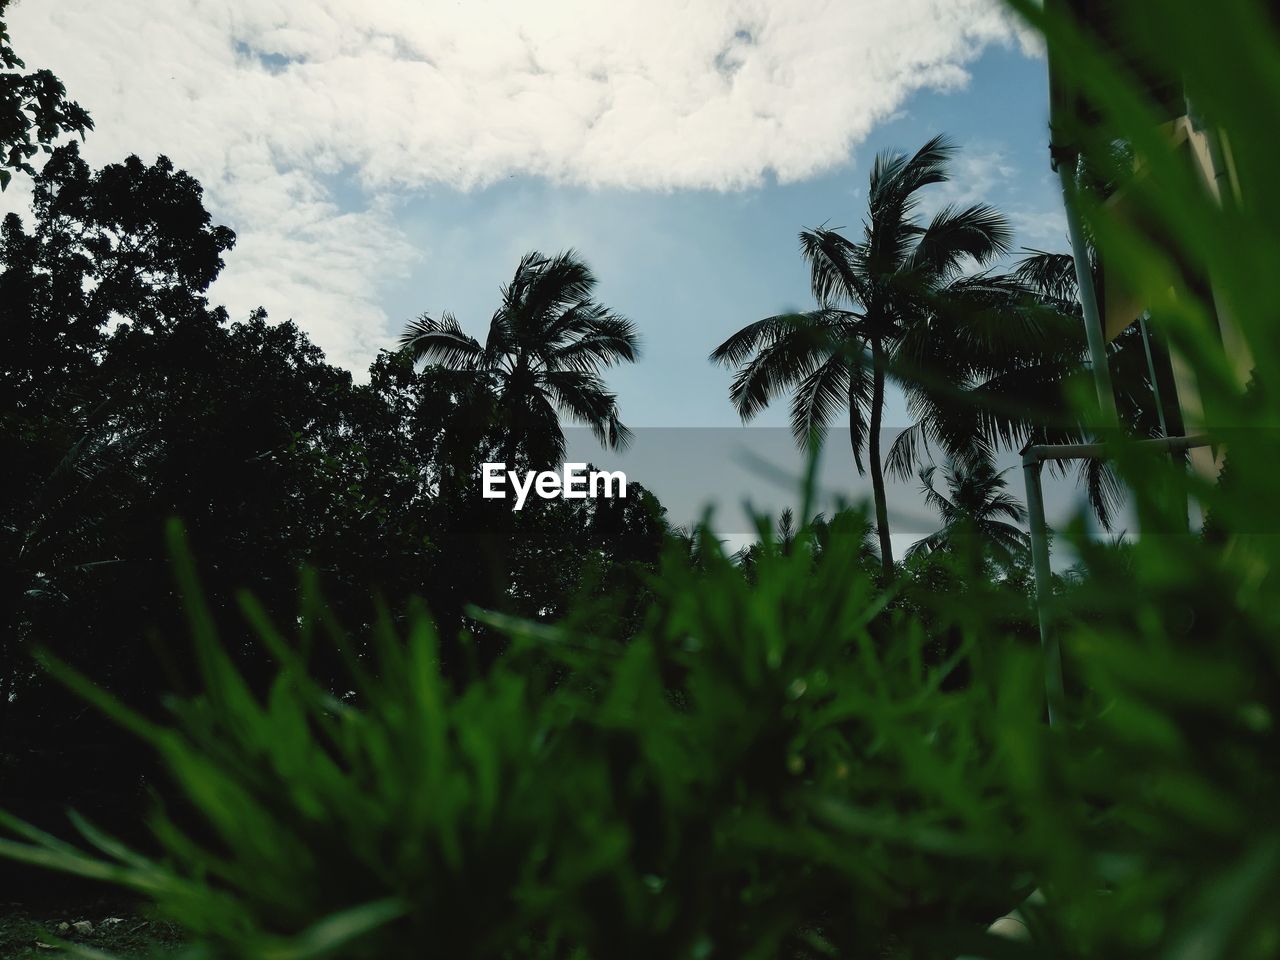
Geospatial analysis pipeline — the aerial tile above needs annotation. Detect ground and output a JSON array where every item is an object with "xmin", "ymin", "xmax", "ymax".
[{"xmin": 0, "ymin": 901, "xmax": 183, "ymax": 958}]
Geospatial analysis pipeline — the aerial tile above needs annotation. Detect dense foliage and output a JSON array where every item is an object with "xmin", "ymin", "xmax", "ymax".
[
  {"xmin": 0, "ymin": 0, "xmax": 91, "ymax": 190},
  {"xmin": 0, "ymin": 143, "xmax": 667, "ymax": 872}
]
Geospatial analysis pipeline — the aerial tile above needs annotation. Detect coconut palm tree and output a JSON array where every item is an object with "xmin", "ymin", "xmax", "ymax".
[
  {"xmin": 735, "ymin": 507, "xmax": 881, "ymax": 579},
  {"xmin": 907, "ymin": 460, "xmax": 1029, "ymax": 571},
  {"xmin": 710, "ymin": 136, "xmax": 1017, "ymax": 577},
  {"xmin": 400, "ymin": 249, "xmax": 639, "ymax": 470},
  {"xmin": 996, "ymin": 247, "xmax": 1175, "ymax": 527}
]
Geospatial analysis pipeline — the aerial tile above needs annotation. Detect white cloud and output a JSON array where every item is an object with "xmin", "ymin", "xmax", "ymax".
[{"xmin": 3, "ymin": 0, "xmax": 1025, "ymax": 370}]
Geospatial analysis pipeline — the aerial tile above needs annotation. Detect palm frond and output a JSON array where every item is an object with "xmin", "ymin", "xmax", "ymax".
[
  {"xmin": 787, "ymin": 354, "xmax": 852, "ymax": 453},
  {"xmin": 885, "ymin": 422, "xmax": 931, "ymax": 482},
  {"xmin": 541, "ymin": 369, "xmax": 627, "ymax": 451},
  {"xmin": 518, "ymin": 249, "xmax": 597, "ymax": 336},
  {"xmin": 904, "ymin": 529, "xmax": 946, "ymax": 560},
  {"xmin": 400, "ymin": 312, "xmax": 485, "ymax": 370},
  {"xmin": 1077, "ymin": 455, "xmax": 1125, "ymax": 532},
  {"xmin": 917, "ymin": 464, "xmax": 956, "ymax": 522},
  {"xmin": 710, "ymin": 310, "xmax": 844, "ymax": 368},
  {"xmin": 547, "ymin": 310, "xmax": 640, "ymax": 371},
  {"xmin": 867, "ymin": 135, "xmax": 957, "ymax": 267},
  {"xmin": 907, "ymin": 203, "xmax": 1014, "ymax": 278},
  {"xmin": 1013, "ymin": 248, "xmax": 1080, "ymax": 304},
  {"xmin": 798, "ymin": 227, "xmax": 869, "ymax": 307},
  {"xmin": 717, "ymin": 313, "xmax": 843, "ymax": 422}
]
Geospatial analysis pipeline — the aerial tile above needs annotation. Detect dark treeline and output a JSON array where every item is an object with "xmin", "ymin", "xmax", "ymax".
[{"xmin": 0, "ymin": 144, "xmax": 676, "ymax": 874}]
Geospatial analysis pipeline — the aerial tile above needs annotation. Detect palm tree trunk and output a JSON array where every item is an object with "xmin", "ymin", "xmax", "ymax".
[
  {"xmin": 483, "ymin": 428, "xmax": 520, "ymax": 614},
  {"xmin": 867, "ymin": 338, "xmax": 895, "ymax": 577}
]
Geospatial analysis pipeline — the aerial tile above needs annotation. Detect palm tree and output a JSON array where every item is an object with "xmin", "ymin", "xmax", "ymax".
[
  {"xmin": 735, "ymin": 507, "xmax": 881, "ymax": 578},
  {"xmin": 906, "ymin": 460, "xmax": 1029, "ymax": 571},
  {"xmin": 400, "ymin": 250, "xmax": 639, "ymax": 470},
  {"xmin": 1000, "ymin": 247, "xmax": 1174, "ymax": 527},
  {"xmin": 710, "ymin": 136, "xmax": 1016, "ymax": 577}
]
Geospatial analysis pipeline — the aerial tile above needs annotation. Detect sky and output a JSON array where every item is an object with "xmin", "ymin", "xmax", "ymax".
[{"xmin": 4, "ymin": 0, "xmax": 1096, "ymax": 542}]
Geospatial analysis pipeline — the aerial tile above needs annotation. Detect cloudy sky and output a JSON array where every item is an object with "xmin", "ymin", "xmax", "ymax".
[{"xmin": 4, "ymin": 0, "xmax": 1083, "ymax": 536}]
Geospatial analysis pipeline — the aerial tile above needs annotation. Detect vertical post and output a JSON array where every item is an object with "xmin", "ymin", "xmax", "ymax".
[
  {"xmin": 1138, "ymin": 313, "xmax": 1169, "ymax": 438},
  {"xmin": 1023, "ymin": 453, "xmax": 1064, "ymax": 726},
  {"xmin": 1045, "ymin": 0, "xmax": 1117, "ymax": 425},
  {"xmin": 1140, "ymin": 313, "xmax": 1192, "ymax": 531},
  {"xmin": 1056, "ymin": 156, "xmax": 1118, "ymax": 424}
]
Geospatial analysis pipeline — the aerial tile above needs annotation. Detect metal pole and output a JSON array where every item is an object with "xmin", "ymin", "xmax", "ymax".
[
  {"xmin": 1020, "ymin": 432, "xmax": 1212, "ymax": 726},
  {"xmin": 1022, "ymin": 455, "xmax": 1063, "ymax": 726},
  {"xmin": 1045, "ymin": 0, "xmax": 1117, "ymax": 425},
  {"xmin": 1055, "ymin": 157, "xmax": 1118, "ymax": 424},
  {"xmin": 1139, "ymin": 315, "xmax": 1194, "ymax": 529},
  {"xmin": 1025, "ymin": 433, "xmax": 1212, "ymax": 464},
  {"xmin": 1138, "ymin": 313, "xmax": 1169, "ymax": 438}
]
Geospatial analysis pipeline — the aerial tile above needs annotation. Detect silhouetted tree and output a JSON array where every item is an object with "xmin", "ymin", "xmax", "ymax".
[
  {"xmin": 907, "ymin": 461, "xmax": 1029, "ymax": 573},
  {"xmin": 735, "ymin": 507, "xmax": 880, "ymax": 581},
  {"xmin": 0, "ymin": 0, "xmax": 92, "ymax": 191},
  {"xmin": 400, "ymin": 249, "xmax": 639, "ymax": 470},
  {"xmin": 1, "ymin": 144, "xmax": 236, "ymax": 711},
  {"xmin": 711, "ymin": 136, "xmax": 1017, "ymax": 576}
]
